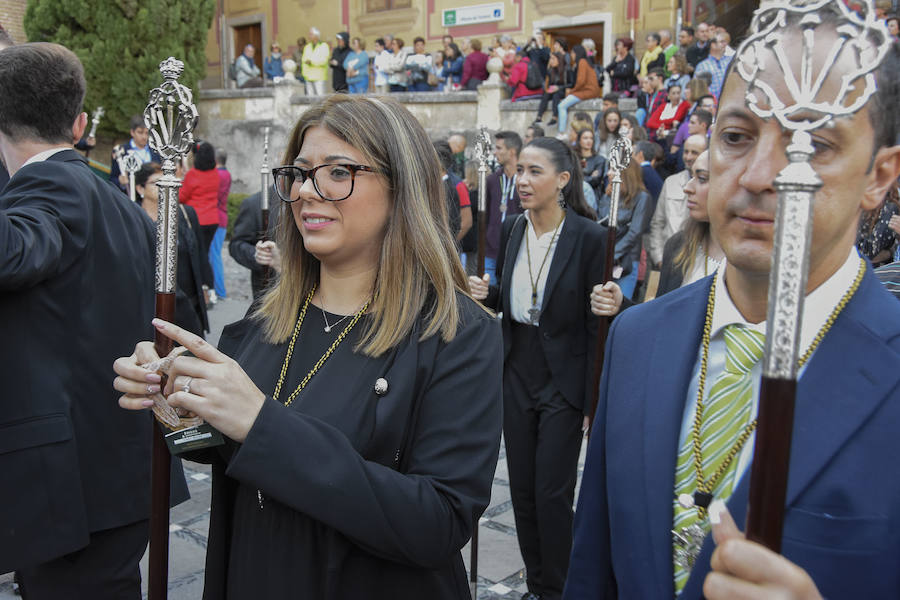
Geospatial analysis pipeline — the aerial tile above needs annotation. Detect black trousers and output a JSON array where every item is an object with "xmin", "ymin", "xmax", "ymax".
[
  {"xmin": 505, "ymin": 322, "xmax": 583, "ymax": 600},
  {"xmin": 198, "ymin": 223, "xmax": 218, "ymax": 287},
  {"xmin": 536, "ymin": 89, "xmax": 565, "ymax": 122},
  {"xmin": 18, "ymin": 519, "xmax": 149, "ymax": 600}
]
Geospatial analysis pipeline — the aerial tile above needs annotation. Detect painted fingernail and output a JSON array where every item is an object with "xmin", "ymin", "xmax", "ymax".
[
  {"xmin": 141, "ymin": 399, "xmax": 155, "ymax": 408},
  {"xmin": 709, "ymin": 499, "xmax": 727, "ymax": 525},
  {"xmin": 147, "ymin": 384, "xmax": 160, "ymax": 394},
  {"xmin": 145, "ymin": 372, "xmax": 161, "ymax": 383}
]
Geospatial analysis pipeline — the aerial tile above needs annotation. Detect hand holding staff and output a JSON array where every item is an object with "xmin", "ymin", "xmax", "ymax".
[
  {"xmin": 588, "ymin": 138, "xmax": 632, "ymax": 433},
  {"xmin": 143, "ymin": 56, "xmax": 198, "ymax": 600},
  {"xmin": 732, "ymin": 0, "xmax": 892, "ymax": 552}
]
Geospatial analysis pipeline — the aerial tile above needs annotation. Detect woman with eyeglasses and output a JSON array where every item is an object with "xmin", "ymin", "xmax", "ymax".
[
  {"xmin": 467, "ymin": 136, "xmax": 608, "ymax": 600},
  {"xmin": 112, "ymin": 95, "xmax": 502, "ymax": 598}
]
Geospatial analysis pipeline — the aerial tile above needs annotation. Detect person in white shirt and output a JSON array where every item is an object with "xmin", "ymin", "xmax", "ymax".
[{"xmin": 372, "ymin": 38, "xmax": 392, "ymax": 94}]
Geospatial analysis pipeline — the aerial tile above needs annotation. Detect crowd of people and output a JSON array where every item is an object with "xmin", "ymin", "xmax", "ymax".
[{"xmin": 3, "ymin": 4, "xmax": 900, "ymax": 600}]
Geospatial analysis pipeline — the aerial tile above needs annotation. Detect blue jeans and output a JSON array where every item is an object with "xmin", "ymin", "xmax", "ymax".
[
  {"xmin": 408, "ymin": 81, "xmax": 433, "ymax": 92},
  {"xmin": 349, "ymin": 79, "xmax": 369, "ymax": 94},
  {"xmin": 557, "ymin": 94, "xmax": 582, "ymax": 133},
  {"xmin": 616, "ymin": 260, "xmax": 639, "ymax": 300},
  {"xmin": 209, "ymin": 226, "xmax": 227, "ymax": 298},
  {"xmin": 483, "ymin": 256, "xmax": 497, "ymax": 285}
]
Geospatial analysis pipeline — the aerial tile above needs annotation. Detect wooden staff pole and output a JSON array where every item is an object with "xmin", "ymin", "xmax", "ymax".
[
  {"xmin": 144, "ymin": 57, "xmax": 199, "ymax": 599},
  {"xmin": 589, "ymin": 138, "xmax": 632, "ymax": 433}
]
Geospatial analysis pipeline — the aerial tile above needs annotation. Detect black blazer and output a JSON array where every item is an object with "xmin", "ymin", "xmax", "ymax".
[
  {"xmin": 485, "ymin": 212, "xmax": 606, "ymax": 414},
  {"xmin": 657, "ymin": 230, "xmax": 686, "ymax": 298},
  {"xmin": 0, "ymin": 150, "xmax": 187, "ymax": 572},
  {"xmin": 229, "ymin": 189, "xmax": 281, "ymax": 302},
  {"xmin": 190, "ymin": 294, "xmax": 503, "ymax": 599},
  {"xmin": 174, "ymin": 203, "xmax": 211, "ymax": 336}
]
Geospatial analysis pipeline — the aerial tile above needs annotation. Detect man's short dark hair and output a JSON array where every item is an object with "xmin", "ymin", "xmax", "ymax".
[
  {"xmin": 635, "ymin": 140, "xmax": 659, "ymax": 162},
  {"xmin": 648, "ymin": 33, "xmax": 661, "ymax": 44},
  {"xmin": 681, "ymin": 26, "xmax": 695, "ymax": 38},
  {"xmin": 375, "ymin": 37, "xmax": 385, "ymax": 47},
  {"xmin": 495, "ymin": 130, "xmax": 523, "ymax": 156},
  {"xmin": 414, "ymin": 36, "xmax": 425, "ymax": 46},
  {"xmin": 529, "ymin": 124, "xmax": 545, "ymax": 138},
  {"xmin": 0, "ymin": 43, "xmax": 85, "ymax": 143},
  {"xmin": 215, "ymin": 148, "xmax": 228, "ymax": 166},
  {"xmin": 433, "ymin": 140, "xmax": 454, "ymax": 172},
  {"xmin": 602, "ymin": 92, "xmax": 620, "ymax": 105},
  {"xmin": 692, "ymin": 109, "xmax": 713, "ymax": 129},
  {"xmin": 649, "ymin": 67, "xmax": 666, "ymax": 79},
  {"xmin": 129, "ymin": 115, "xmax": 147, "ymax": 132}
]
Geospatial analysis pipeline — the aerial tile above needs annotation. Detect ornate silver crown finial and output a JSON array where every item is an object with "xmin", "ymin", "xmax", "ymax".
[
  {"xmin": 159, "ymin": 57, "xmax": 185, "ymax": 81},
  {"xmin": 735, "ymin": 0, "xmax": 891, "ymax": 133},
  {"xmin": 475, "ymin": 127, "xmax": 492, "ymax": 170},
  {"xmin": 608, "ymin": 137, "xmax": 632, "ymax": 173}
]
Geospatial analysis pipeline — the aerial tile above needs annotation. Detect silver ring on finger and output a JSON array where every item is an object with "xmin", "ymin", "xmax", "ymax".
[{"xmin": 182, "ymin": 376, "xmax": 193, "ymax": 394}]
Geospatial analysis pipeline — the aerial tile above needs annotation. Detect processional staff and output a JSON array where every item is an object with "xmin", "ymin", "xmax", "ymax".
[
  {"xmin": 124, "ymin": 152, "xmax": 142, "ymax": 203},
  {"xmin": 260, "ymin": 125, "xmax": 272, "ymax": 287},
  {"xmin": 734, "ymin": 0, "xmax": 892, "ymax": 551},
  {"xmin": 589, "ymin": 138, "xmax": 632, "ymax": 431},
  {"xmin": 84, "ymin": 106, "xmax": 103, "ymax": 159},
  {"xmin": 475, "ymin": 128, "xmax": 491, "ymax": 277},
  {"xmin": 144, "ymin": 56, "xmax": 199, "ymax": 600}
]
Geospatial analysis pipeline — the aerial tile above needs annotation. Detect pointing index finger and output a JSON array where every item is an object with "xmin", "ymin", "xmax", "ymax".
[{"xmin": 152, "ymin": 319, "xmax": 226, "ymax": 364}]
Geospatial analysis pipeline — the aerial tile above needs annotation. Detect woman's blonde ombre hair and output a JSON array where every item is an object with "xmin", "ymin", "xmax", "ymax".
[{"xmin": 256, "ymin": 95, "xmax": 477, "ymax": 356}]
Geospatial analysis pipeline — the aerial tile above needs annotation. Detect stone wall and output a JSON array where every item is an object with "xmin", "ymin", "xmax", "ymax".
[{"xmin": 195, "ymin": 82, "xmax": 634, "ymax": 195}]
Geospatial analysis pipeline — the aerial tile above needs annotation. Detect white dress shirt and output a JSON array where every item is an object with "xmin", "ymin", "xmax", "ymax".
[
  {"xmin": 22, "ymin": 147, "xmax": 71, "ymax": 168},
  {"xmin": 510, "ymin": 211, "xmax": 566, "ymax": 325},
  {"xmin": 678, "ymin": 248, "xmax": 863, "ymax": 492}
]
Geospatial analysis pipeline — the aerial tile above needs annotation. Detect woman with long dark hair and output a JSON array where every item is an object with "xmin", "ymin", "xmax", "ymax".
[
  {"xmin": 555, "ymin": 45, "xmax": 601, "ymax": 135},
  {"xmin": 534, "ymin": 51, "xmax": 567, "ymax": 126},
  {"xmin": 468, "ymin": 136, "xmax": 605, "ymax": 600}
]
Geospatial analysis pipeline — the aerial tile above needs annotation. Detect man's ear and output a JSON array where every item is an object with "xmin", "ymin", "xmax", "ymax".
[
  {"xmin": 863, "ymin": 145, "xmax": 900, "ymax": 211},
  {"xmin": 72, "ymin": 112, "xmax": 88, "ymax": 144}
]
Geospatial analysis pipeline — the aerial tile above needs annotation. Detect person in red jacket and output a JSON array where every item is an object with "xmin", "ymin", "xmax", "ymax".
[
  {"xmin": 646, "ymin": 83, "xmax": 691, "ymax": 147},
  {"xmin": 508, "ymin": 51, "xmax": 544, "ymax": 102},
  {"xmin": 555, "ymin": 45, "xmax": 601, "ymax": 135},
  {"xmin": 179, "ymin": 141, "xmax": 219, "ymax": 293}
]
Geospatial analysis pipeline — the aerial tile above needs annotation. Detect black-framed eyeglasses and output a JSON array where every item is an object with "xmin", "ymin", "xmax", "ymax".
[{"xmin": 271, "ymin": 163, "xmax": 376, "ymax": 202}]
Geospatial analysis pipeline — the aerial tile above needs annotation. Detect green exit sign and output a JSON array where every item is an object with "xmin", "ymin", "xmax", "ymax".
[{"xmin": 443, "ymin": 10, "xmax": 457, "ymax": 26}]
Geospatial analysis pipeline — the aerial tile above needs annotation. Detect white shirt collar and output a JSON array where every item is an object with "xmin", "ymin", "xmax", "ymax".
[
  {"xmin": 22, "ymin": 147, "xmax": 71, "ymax": 168},
  {"xmin": 711, "ymin": 248, "xmax": 862, "ymax": 353}
]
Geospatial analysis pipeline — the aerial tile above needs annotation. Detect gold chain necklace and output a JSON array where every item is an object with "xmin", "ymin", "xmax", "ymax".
[
  {"xmin": 686, "ymin": 259, "xmax": 866, "ymax": 517},
  {"xmin": 524, "ymin": 210, "xmax": 564, "ymax": 325},
  {"xmin": 272, "ymin": 284, "xmax": 370, "ymax": 408},
  {"xmin": 258, "ymin": 285, "xmax": 370, "ymax": 510}
]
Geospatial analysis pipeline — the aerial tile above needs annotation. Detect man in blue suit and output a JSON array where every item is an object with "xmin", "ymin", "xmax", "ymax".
[{"xmin": 565, "ymin": 18, "xmax": 900, "ymax": 600}]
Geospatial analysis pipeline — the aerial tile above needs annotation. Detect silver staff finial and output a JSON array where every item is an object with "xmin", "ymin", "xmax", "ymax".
[
  {"xmin": 732, "ymin": 0, "xmax": 892, "ymax": 380},
  {"xmin": 607, "ymin": 137, "xmax": 633, "ymax": 230},
  {"xmin": 143, "ymin": 56, "xmax": 199, "ymax": 295},
  {"xmin": 475, "ymin": 128, "xmax": 492, "ymax": 174}
]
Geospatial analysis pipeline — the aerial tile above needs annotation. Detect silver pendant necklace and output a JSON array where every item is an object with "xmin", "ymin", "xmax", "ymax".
[{"xmin": 319, "ymin": 289, "xmax": 364, "ymax": 333}]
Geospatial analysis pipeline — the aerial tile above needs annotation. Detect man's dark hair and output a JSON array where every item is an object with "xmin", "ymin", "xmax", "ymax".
[
  {"xmin": 681, "ymin": 26, "xmax": 695, "ymax": 38},
  {"xmin": 216, "ymin": 148, "xmax": 228, "ymax": 166},
  {"xmin": 529, "ymin": 124, "xmax": 545, "ymax": 138},
  {"xmin": 635, "ymin": 140, "xmax": 659, "ymax": 162},
  {"xmin": 555, "ymin": 38, "xmax": 568, "ymax": 52},
  {"xmin": 648, "ymin": 32, "xmax": 661, "ymax": 44},
  {"xmin": 193, "ymin": 141, "xmax": 216, "ymax": 171},
  {"xmin": 692, "ymin": 109, "xmax": 713, "ymax": 129},
  {"xmin": 413, "ymin": 36, "xmax": 425, "ymax": 45},
  {"xmin": 495, "ymin": 130, "xmax": 523, "ymax": 156},
  {"xmin": 602, "ymin": 92, "xmax": 620, "ymax": 104},
  {"xmin": 0, "ymin": 43, "xmax": 85, "ymax": 143},
  {"xmin": 649, "ymin": 67, "xmax": 666, "ymax": 79},
  {"xmin": 129, "ymin": 115, "xmax": 147, "ymax": 132},
  {"xmin": 375, "ymin": 37, "xmax": 385, "ymax": 47},
  {"xmin": 433, "ymin": 140, "xmax": 454, "ymax": 172}
]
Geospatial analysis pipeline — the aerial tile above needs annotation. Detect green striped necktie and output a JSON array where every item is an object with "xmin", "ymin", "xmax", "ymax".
[{"xmin": 672, "ymin": 324, "xmax": 766, "ymax": 593}]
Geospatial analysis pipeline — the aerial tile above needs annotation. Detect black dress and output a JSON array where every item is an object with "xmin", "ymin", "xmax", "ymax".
[{"xmin": 193, "ymin": 293, "xmax": 503, "ymax": 599}]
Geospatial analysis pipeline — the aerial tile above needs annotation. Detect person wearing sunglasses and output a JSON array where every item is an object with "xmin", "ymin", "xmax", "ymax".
[{"xmin": 113, "ymin": 94, "xmax": 502, "ymax": 598}]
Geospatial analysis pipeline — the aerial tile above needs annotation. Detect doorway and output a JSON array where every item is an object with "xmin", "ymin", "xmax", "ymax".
[
  {"xmin": 543, "ymin": 24, "xmax": 606, "ymax": 65},
  {"xmin": 233, "ymin": 23, "xmax": 263, "ymax": 70}
]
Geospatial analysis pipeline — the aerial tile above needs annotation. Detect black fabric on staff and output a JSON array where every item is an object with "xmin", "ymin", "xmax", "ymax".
[{"xmin": 482, "ymin": 211, "xmax": 607, "ymax": 600}]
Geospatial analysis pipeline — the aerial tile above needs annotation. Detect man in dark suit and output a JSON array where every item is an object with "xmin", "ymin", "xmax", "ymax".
[
  {"xmin": 482, "ymin": 130, "xmax": 524, "ymax": 283},
  {"xmin": 0, "ymin": 42, "xmax": 186, "ymax": 597},
  {"xmin": 229, "ymin": 186, "xmax": 282, "ymax": 303},
  {"xmin": 565, "ymin": 23, "xmax": 900, "ymax": 600}
]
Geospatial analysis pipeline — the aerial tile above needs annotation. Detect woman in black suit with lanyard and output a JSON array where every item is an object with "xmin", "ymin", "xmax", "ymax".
[{"xmin": 469, "ymin": 136, "xmax": 605, "ymax": 600}]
